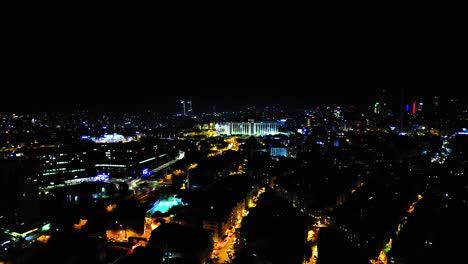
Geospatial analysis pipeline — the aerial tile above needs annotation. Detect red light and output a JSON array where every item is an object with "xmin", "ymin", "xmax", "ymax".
[{"xmin": 412, "ymin": 102, "xmax": 416, "ymax": 115}]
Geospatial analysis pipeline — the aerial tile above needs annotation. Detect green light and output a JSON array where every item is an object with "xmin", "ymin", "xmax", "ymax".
[
  {"xmin": 147, "ymin": 196, "xmax": 183, "ymax": 215},
  {"xmin": 42, "ymin": 223, "xmax": 51, "ymax": 232},
  {"xmin": 384, "ymin": 244, "xmax": 392, "ymax": 254}
]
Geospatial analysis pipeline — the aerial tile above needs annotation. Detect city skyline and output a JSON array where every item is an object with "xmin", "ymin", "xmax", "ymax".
[
  {"xmin": 2, "ymin": 72, "xmax": 466, "ymax": 113},
  {"xmin": 1, "ymin": 79, "xmax": 467, "ymax": 263},
  {"xmin": 2, "ymin": 16, "xmax": 466, "ymax": 263}
]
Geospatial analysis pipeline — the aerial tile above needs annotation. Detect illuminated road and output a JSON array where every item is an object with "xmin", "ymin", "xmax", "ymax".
[
  {"xmin": 305, "ymin": 243, "xmax": 318, "ymax": 264},
  {"xmin": 211, "ymin": 187, "xmax": 265, "ymax": 263},
  {"xmin": 303, "ymin": 225, "xmax": 319, "ymax": 264},
  {"xmin": 215, "ymin": 233, "xmax": 236, "ymax": 263},
  {"xmin": 370, "ymin": 194, "xmax": 423, "ymax": 264}
]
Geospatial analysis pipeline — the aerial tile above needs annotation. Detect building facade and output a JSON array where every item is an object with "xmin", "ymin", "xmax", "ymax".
[
  {"xmin": 93, "ymin": 141, "xmax": 158, "ymax": 179},
  {"xmin": 220, "ymin": 120, "xmax": 279, "ymax": 136}
]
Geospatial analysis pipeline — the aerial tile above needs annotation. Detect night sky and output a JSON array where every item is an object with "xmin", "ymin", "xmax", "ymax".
[
  {"xmin": 2, "ymin": 13, "xmax": 466, "ymax": 114},
  {"xmin": 2, "ymin": 45, "xmax": 466, "ymax": 113}
]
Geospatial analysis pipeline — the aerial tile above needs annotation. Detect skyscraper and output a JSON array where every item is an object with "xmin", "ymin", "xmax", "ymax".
[
  {"xmin": 374, "ymin": 102, "xmax": 381, "ymax": 114},
  {"xmin": 400, "ymin": 87, "xmax": 405, "ymax": 131},
  {"xmin": 187, "ymin": 101, "xmax": 193, "ymax": 115},
  {"xmin": 180, "ymin": 100, "xmax": 186, "ymax": 116},
  {"xmin": 431, "ymin": 96, "xmax": 441, "ymax": 130},
  {"xmin": 378, "ymin": 89, "xmax": 389, "ymax": 114}
]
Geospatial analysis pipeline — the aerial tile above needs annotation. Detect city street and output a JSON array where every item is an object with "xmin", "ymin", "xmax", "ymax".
[{"xmin": 215, "ymin": 233, "xmax": 236, "ymax": 263}]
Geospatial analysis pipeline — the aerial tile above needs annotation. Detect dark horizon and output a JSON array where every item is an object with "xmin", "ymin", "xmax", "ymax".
[{"xmin": 2, "ymin": 71, "xmax": 466, "ymax": 114}]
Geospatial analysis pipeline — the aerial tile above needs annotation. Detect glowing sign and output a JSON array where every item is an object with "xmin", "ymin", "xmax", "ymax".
[{"xmin": 142, "ymin": 168, "xmax": 150, "ymax": 177}]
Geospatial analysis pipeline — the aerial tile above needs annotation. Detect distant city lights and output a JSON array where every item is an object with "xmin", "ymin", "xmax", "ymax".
[{"xmin": 81, "ymin": 133, "xmax": 134, "ymax": 143}]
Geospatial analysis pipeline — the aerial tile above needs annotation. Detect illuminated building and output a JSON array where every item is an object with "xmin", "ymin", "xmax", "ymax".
[
  {"xmin": 178, "ymin": 100, "xmax": 193, "ymax": 117},
  {"xmin": 378, "ymin": 88, "xmax": 390, "ymax": 114},
  {"xmin": 31, "ymin": 146, "xmax": 94, "ymax": 185},
  {"xmin": 374, "ymin": 102, "xmax": 380, "ymax": 114},
  {"xmin": 187, "ymin": 101, "xmax": 193, "ymax": 115},
  {"xmin": 50, "ymin": 181, "xmax": 117, "ymax": 207},
  {"xmin": 180, "ymin": 100, "xmax": 186, "ymax": 116},
  {"xmin": 270, "ymin": 147, "xmax": 288, "ymax": 157},
  {"xmin": 8, "ymin": 134, "xmax": 156, "ymax": 186},
  {"xmin": 417, "ymin": 102, "xmax": 423, "ymax": 113},
  {"xmin": 93, "ymin": 141, "xmax": 158, "ymax": 178},
  {"xmin": 83, "ymin": 133, "xmax": 135, "ymax": 143},
  {"xmin": 220, "ymin": 119, "xmax": 279, "ymax": 136}
]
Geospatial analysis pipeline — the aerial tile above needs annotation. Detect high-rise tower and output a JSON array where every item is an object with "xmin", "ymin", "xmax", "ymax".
[
  {"xmin": 187, "ymin": 101, "xmax": 193, "ymax": 115},
  {"xmin": 432, "ymin": 96, "xmax": 441, "ymax": 131},
  {"xmin": 400, "ymin": 87, "xmax": 405, "ymax": 131},
  {"xmin": 378, "ymin": 88, "xmax": 390, "ymax": 114},
  {"xmin": 180, "ymin": 100, "xmax": 186, "ymax": 116}
]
